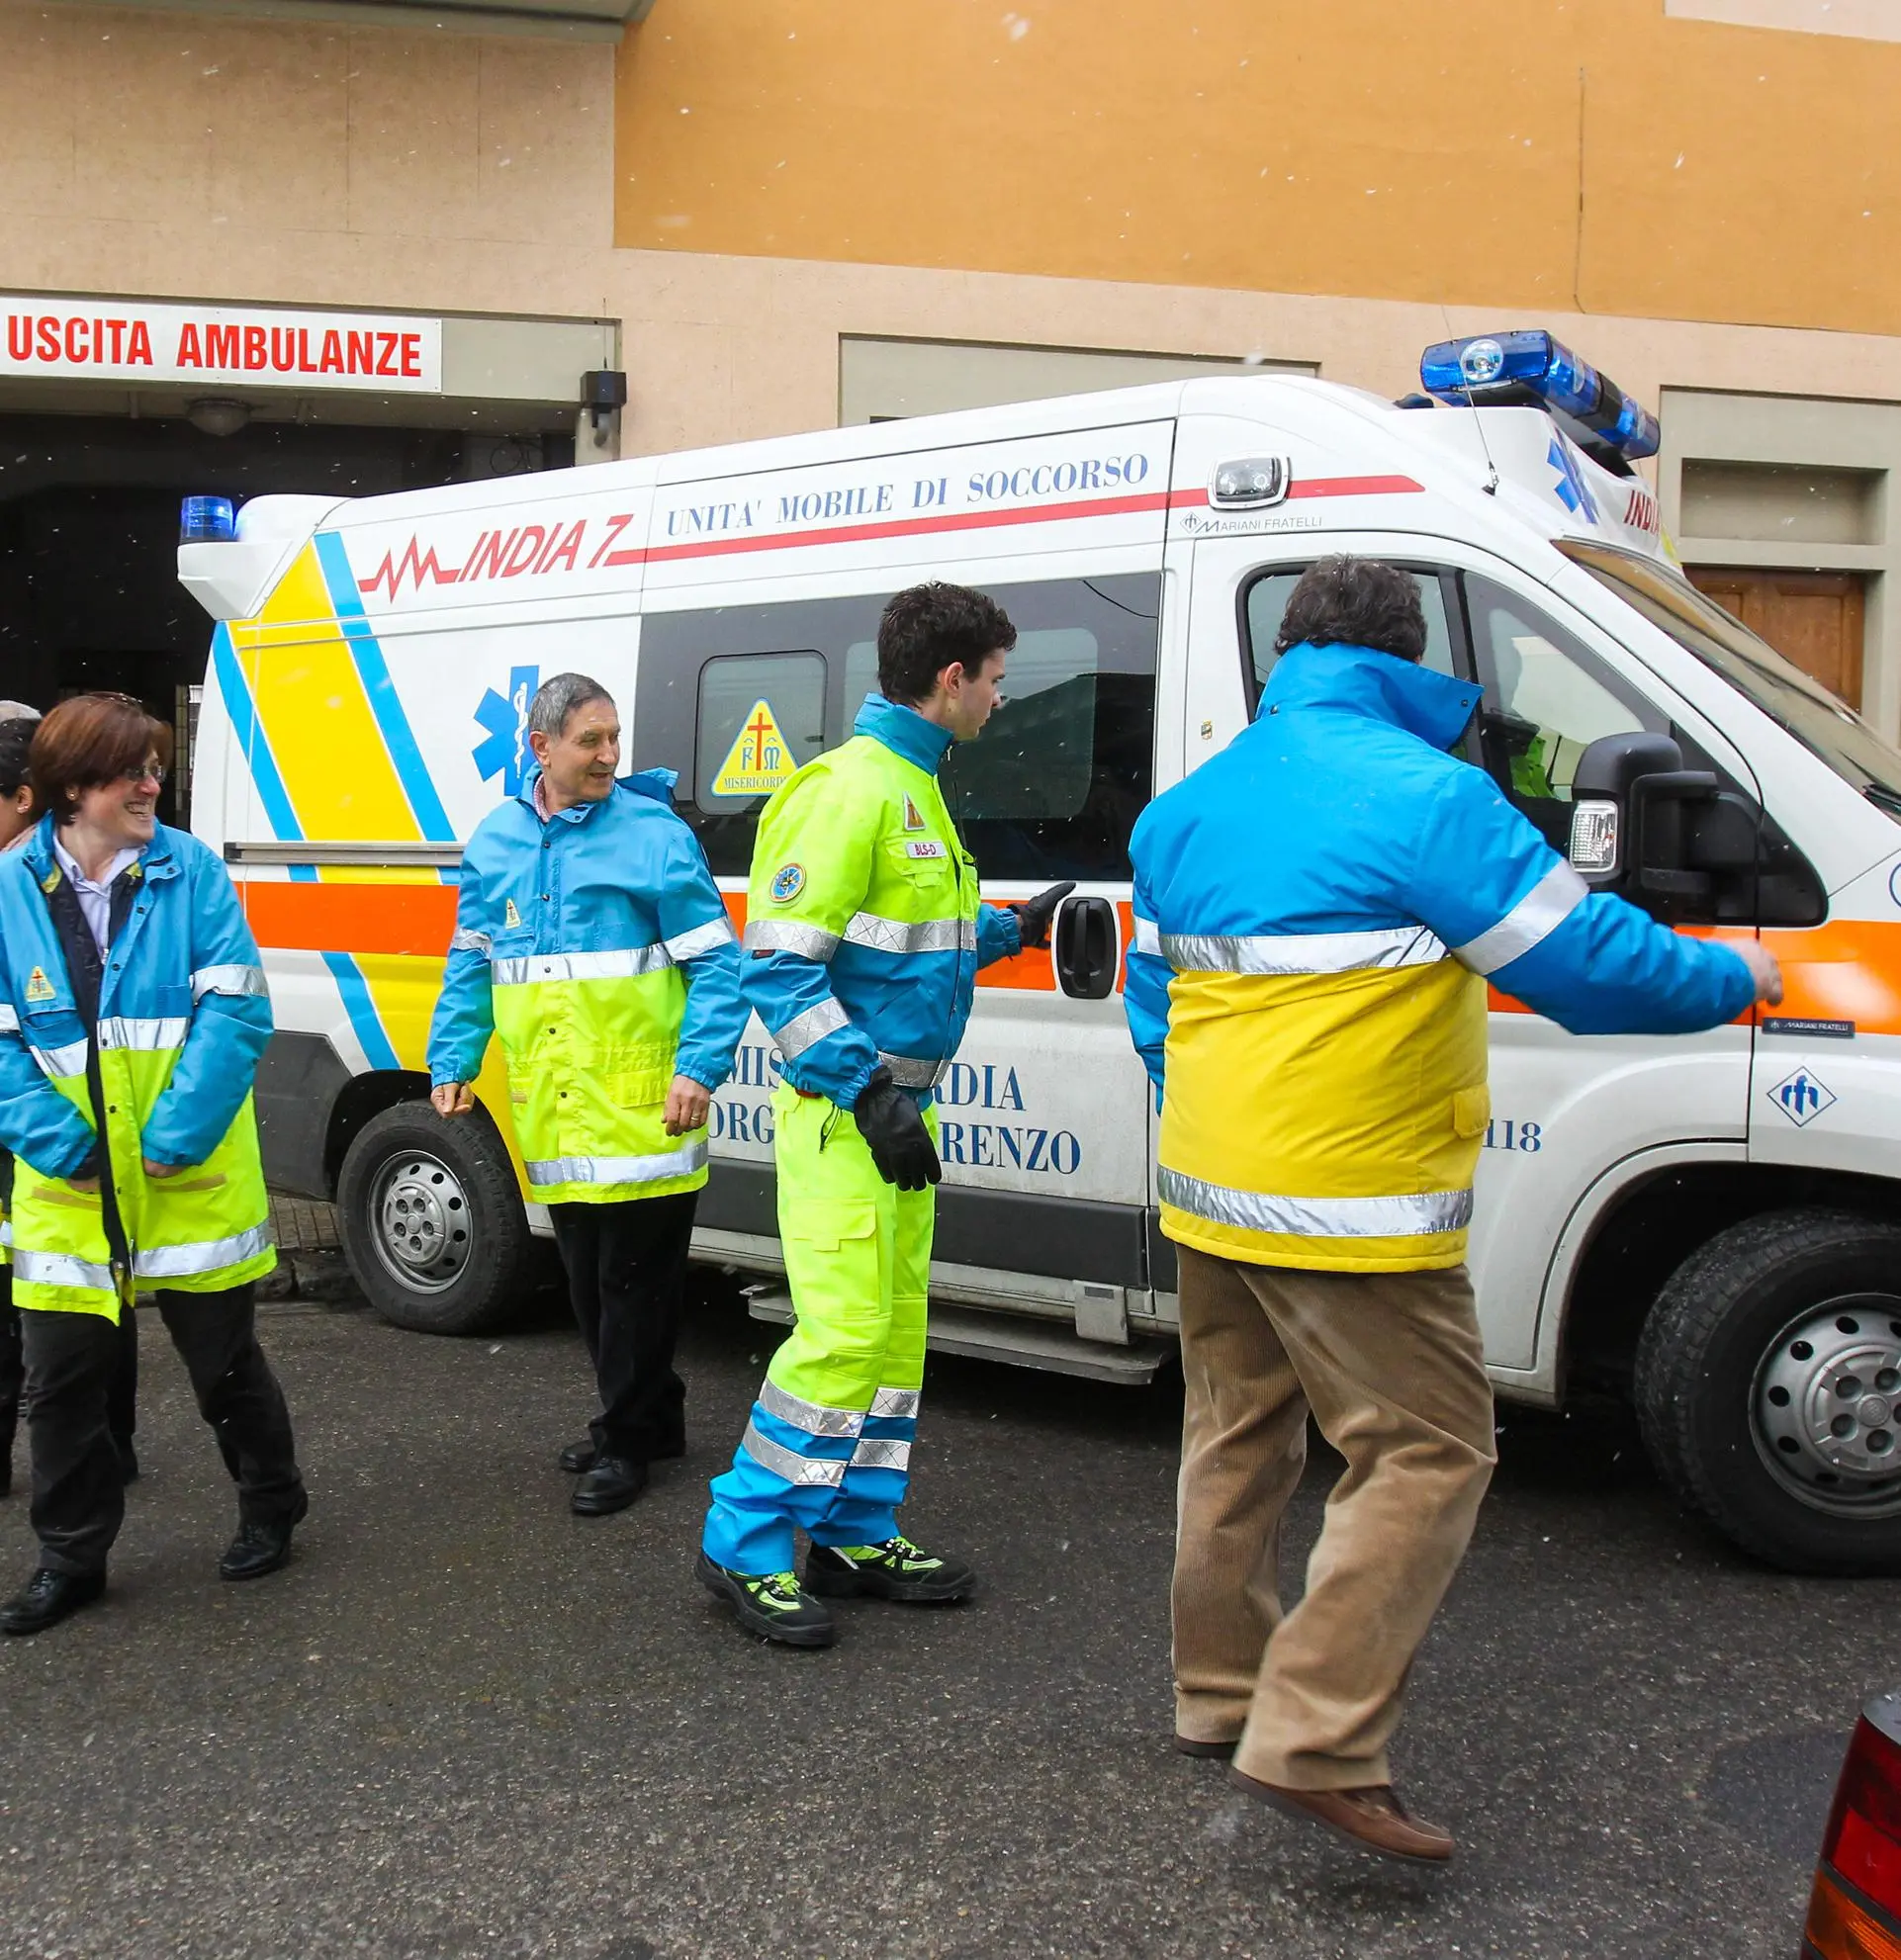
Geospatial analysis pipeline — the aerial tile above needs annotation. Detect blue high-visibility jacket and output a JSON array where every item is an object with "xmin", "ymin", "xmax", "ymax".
[
  {"xmin": 427, "ymin": 768, "xmax": 746, "ymax": 1169},
  {"xmin": 0, "ymin": 818, "xmax": 273, "ymax": 1180},
  {"xmin": 0, "ymin": 817, "xmax": 277, "ymax": 1314},
  {"xmin": 1126, "ymin": 641, "xmax": 1759, "ymax": 1273},
  {"xmin": 740, "ymin": 693, "xmax": 1023, "ymax": 1110}
]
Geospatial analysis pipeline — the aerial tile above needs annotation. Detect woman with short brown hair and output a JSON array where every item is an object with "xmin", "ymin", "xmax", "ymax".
[{"xmin": 0, "ymin": 692, "xmax": 306, "ymax": 1636}]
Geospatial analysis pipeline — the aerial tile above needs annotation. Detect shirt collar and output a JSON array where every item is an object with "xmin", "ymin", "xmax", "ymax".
[
  {"xmin": 1257, "ymin": 642, "xmax": 1480, "ymax": 752},
  {"xmin": 853, "ymin": 691, "xmax": 954, "ymax": 774},
  {"xmin": 523, "ymin": 766, "xmax": 599, "ymax": 826},
  {"xmin": 51, "ymin": 833, "xmax": 142, "ymax": 892}
]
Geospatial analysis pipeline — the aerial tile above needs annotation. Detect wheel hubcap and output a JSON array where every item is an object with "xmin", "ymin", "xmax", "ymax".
[
  {"xmin": 368, "ymin": 1149, "xmax": 472, "ymax": 1295},
  {"xmin": 1752, "ymin": 1294, "xmax": 1901, "ymax": 1517}
]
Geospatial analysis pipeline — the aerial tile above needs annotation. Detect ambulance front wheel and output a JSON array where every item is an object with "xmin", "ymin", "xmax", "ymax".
[
  {"xmin": 1634, "ymin": 1208, "xmax": 1901, "ymax": 1576},
  {"xmin": 337, "ymin": 1100, "xmax": 534, "ymax": 1336}
]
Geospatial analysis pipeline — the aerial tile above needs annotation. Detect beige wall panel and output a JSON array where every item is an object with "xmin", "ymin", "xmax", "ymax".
[
  {"xmin": 70, "ymin": 11, "xmax": 215, "ymax": 225},
  {"xmin": 0, "ymin": 8, "xmax": 79, "ymax": 218},
  {"xmin": 344, "ymin": 31, "xmax": 481, "ymax": 237},
  {"xmin": 472, "ymin": 40, "xmax": 614, "ymax": 245},
  {"xmin": 205, "ymin": 23, "xmax": 350, "ymax": 235}
]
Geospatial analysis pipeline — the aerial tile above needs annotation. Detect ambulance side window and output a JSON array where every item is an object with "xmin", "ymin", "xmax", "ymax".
[
  {"xmin": 840, "ymin": 573, "xmax": 1160, "ymax": 879},
  {"xmin": 692, "ymin": 654, "xmax": 829, "ymax": 872},
  {"xmin": 1242, "ymin": 568, "xmax": 1459, "ymax": 709},
  {"xmin": 1463, "ymin": 574, "xmax": 1665, "ymax": 853}
]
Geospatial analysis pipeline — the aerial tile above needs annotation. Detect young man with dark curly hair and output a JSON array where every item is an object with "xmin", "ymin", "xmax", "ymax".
[{"xmin": 698, "ymin": 581, "xmax": 1072, "ymax": 1647}]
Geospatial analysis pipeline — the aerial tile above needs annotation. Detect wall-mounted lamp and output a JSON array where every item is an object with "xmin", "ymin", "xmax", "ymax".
[{"xmin": 582, "ymin": 370, "xmax": 628, "ymax": 431}]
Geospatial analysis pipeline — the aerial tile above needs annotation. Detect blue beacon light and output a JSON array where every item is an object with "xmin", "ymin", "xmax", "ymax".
[
  {"xmin": 1417, "ymin": 330, "xmax": 1661, "ymax": 466},
  {"xmin": 179, "ymin": 494, "xmax": 236, "ymax": 544}
]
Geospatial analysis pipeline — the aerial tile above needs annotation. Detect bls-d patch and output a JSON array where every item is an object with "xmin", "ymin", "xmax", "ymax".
[{"xmin": 769, "ymin": 863, "xmax": 806, "ymax": 904}]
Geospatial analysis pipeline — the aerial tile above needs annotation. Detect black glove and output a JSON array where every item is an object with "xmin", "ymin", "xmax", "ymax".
[
  {"xmin": 854, "ymin": 1069, "xmax": 943, "ymax": 1192},
  {"xmin": 1012, "ymin": 880, "xmax": 1076, "ymax": 951}
]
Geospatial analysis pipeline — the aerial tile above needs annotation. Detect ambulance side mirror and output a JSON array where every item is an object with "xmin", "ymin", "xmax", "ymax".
[
  {"xmin": 1570, "ymin": 730, "xmax": 1760, "ymax": 916},
  {"xmin": 1053, "ymin": 896, "xmax": 1120, "ymax": 1001}
]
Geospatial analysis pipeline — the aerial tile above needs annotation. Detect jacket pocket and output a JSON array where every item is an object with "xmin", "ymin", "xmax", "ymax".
[{"xmin": 1451, "ymin": 1083, "xmax": 1492, "ymax": 1139}]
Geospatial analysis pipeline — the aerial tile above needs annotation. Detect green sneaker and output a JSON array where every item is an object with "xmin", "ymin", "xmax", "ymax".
[
  {"xmin": 804, "ymin": 1534, "xmax": 977, "ymax": 1604},
  {"xmin": 695, "ymin": 1551, "xmax": 836, "ymax": 1648}
]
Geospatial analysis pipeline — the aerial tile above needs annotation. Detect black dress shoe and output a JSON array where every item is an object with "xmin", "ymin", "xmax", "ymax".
[
  {"xmin": 558, "ymin": 1438, "xmax": 597, "ymax": 1474},
  {"xmin": 571, "ymin": 1456, "xmax": 647, "ymax": 1515},
  {"xmin": 0, "ymin": 1456, "xmax": 12, "ymax": 1499},
  {"xmin": 1, "ymin": 1566, "xmax": 106, "ymax": 1636},
  {"xmin": 220, "ymin": 1490, "xmax": 309, "ymax": 1581}
]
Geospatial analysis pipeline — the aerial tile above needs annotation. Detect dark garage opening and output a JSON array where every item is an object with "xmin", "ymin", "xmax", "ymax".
[{"xmin": 0, "ymin": 411, "xmax": 572, "ymax": 823}]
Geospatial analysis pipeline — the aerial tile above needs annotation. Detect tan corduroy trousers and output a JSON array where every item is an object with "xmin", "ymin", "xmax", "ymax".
[{"xmin": 1172, "ymin": 1244, "xmax": 1496, "ymax": 1792}]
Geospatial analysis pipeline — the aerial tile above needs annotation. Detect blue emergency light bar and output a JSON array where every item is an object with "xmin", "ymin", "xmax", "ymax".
[
  {"xmin": 1418, "ymin": 330, "xmax": 1662, "ymax": 465},
  {"xmin": 179, "ymin": 494, "xmax": 236, "ymax": 544}
]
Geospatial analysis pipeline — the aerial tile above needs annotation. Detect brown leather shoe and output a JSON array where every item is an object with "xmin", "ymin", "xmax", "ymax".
[
  {"xmin": 1174, "ymin": 1735, "xmax": 1238, "ymax": 1759},
  {"xmin": 1229, "ymin": 1768, "xmax": 1454, "ymax": 1864}
]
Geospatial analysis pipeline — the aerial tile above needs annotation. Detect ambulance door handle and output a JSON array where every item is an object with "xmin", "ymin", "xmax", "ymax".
[{"xmin": 1054, "ymin": 896, "xmax": 1118, "ymax": 1001}]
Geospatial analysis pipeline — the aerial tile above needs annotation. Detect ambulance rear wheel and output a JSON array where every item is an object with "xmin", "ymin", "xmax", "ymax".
[
  {"xmin": 1634, "ymin": 1208, "xmax": 1901, "ymax": 1575},
  {"xmin": 337, "ymin": 1101, "xmax": 532, "ymax": 1336}
]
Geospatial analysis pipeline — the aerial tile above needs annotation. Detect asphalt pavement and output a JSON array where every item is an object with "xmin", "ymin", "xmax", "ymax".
[{"xmin": 0, "ymin": 1273, "xmax": 1890, "ymax": 1960}]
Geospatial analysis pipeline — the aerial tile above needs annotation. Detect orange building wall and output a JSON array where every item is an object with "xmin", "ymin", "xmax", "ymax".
[{"xmin": 615, "ymin": 0, "xmax": 1901, "ymax": 338}]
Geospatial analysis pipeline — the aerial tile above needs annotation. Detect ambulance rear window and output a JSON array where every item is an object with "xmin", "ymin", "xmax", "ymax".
[{"xmin": 1561, "ymin": 541, "xmax": 1901, "ymax": 814}]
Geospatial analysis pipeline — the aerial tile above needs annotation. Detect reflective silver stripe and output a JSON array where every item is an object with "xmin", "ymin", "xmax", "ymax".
[
  {"xmin": 664, "ymin": 918, "xmax": 738, "ymax": 963},
  {"xmin": 492, "ymin": 945, "xmax": 673, "ymax": 986},
  {"xmin": 12, "ymin": 1247, "xmax": 115, "ymax": 1291},
  {"xmin": 869, "ymin": 1385, "xmax": 921, "ymax": 1419},
  {"xmin": 29, "ymin": 1039, "xmax": 88, "ymax": 1081},
  {"xmin": 878, "ymin": 1050, "xmax": 947, "ymax": 1090},
  {"xmin": 98, "ymin": 1017, "xmax": 190, "ymax": 1052},
  {"xmin": 133, "ymin": 1223, "xmax": 273, "ymax": 1281},
  {"xmin": 523, "ymin": 1138, "xmax": 709, "ymax": 1189},
  {"xmin": 759, "ymin": 1378, "xmax": 864, "ymax": 1439},
  {"xmin": 743, "ymin": 919, "xmax": 842, "ymax": 961},
  {"xmin": 1157, "ymin": 1166, "xmax": 1473, "ymax": 1240},
  {"xmin": 449, "ymin": 928, "xmax": 493, "ymax": 956},
  {"xmin": 771, "ymin": 999, "xmax": 851, "ymax": 1060},
  {"xmin": 0, "ymin": 1003, "xmax": 18, "ymax": 1035},
  {"xmin": 190, "ymin": 963, "xmax": 268, "ymax": 1000},
  {"xmin": 1453, "ymin": 861, "xmax": 1588, "ymax": 977},
  {"xmin": 843, "ymin": 913, "xmax": 976, "ymax": 956},
  {"xmin": 850, "ymin": 1436, "xmax": 912, "ymax": 1471},
  {"xmin": 1132, "ymin": 916, "xmax": 1161, "ymax": 958},
  {"xmin": 741, "ymin": 1418, "xmax": 846, "ymax": 1488},
  {"xmin": 1159, "ymin": 926, "xmax": 1447, "ymax": 975}
]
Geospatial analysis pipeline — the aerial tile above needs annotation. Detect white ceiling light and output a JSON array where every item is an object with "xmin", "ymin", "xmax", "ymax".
[{"xmin": 187, "ymin": 398, "xmax": 249, "ymax": 437}]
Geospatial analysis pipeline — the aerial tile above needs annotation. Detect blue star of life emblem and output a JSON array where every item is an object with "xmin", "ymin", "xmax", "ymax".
[
  {"xmin": 473, "ymin": 666, "xmax": 538, "ymax": 794},
  {"xmin": 1547, "ymin": 436, "xmax": 1598, "ymax": 523}
]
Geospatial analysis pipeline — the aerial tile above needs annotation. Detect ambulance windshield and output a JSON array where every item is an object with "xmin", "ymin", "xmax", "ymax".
[{"xmin": 1561, "ymin": 540, "xmax": 1901, "ymax": 816}]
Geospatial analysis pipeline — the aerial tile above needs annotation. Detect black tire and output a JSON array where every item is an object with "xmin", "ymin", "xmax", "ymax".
[
  {"xmin": 1634, "ymin": 1207, "xmax": 1901, "ymax": 1575},
  {"xmin": 335, "ymin": 1100, "xmax": 533, "ymax": 1336}
]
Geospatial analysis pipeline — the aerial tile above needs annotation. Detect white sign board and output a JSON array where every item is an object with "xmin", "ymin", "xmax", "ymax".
[{"xmin": 0, "ymin": 297, "xmax": 443, "ymax": 393}]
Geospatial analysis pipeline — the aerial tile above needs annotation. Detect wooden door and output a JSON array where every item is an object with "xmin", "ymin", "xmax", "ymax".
[{"xmin": 1686, "ymin": 568, "xmax": 1865, "ymax": 708}]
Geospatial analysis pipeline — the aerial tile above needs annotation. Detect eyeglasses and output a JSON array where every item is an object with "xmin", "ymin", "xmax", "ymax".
[{"xmin": 117, "ymin": 760, "xmax": 167, "ymax": 788}]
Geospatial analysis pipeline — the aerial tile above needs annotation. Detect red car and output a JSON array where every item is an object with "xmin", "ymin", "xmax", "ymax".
[{"xmin": 1803, "ymin": 1685, "xmax": 1901, "ymax": 1957}]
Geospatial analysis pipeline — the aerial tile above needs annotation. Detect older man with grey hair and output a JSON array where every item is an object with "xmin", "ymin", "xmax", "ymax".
[{"xmin": 426, "ymin": 673, "xmax": 747, "ymax": 1514}]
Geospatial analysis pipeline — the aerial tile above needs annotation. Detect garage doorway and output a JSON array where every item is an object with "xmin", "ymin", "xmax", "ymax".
[
  {"xmin": 1685, "ymin": 568, "xmax": 1867, "ymax": 709},
  {"xmin": 0, "ymin": 410, "xmax": 570, "ymax": 825}
]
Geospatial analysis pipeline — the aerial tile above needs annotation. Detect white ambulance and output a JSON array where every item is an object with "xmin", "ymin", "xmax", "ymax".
[{"xmin": 178, "ymin": 331, "xmax": 1901, "ymax": 1575}]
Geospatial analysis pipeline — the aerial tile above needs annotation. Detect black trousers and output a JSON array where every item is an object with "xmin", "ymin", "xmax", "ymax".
[
  {"xmin": 21, "ymin": 1284, "xmax": 304, "ymax": 1576},
  {"xmin": 0, "ymin": 1271, "xmax": 137, "ymax": 1474},
  {"xmin": 547, "ymin": 1191, "xmax": 698, "ymax": 1465}
]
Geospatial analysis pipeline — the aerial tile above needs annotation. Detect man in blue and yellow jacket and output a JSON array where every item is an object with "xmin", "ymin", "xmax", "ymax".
[
  {"xmin": 429, "ymin": 672, "xmax": 745, "ymax": 1517},
  {"xmin": 1126, "ymin": 557, "xmax": 1779, "ymax": 1863},
  {"xmin": 697, "ymin": 583, "xmax": 1071, "ymax": 1648}
]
